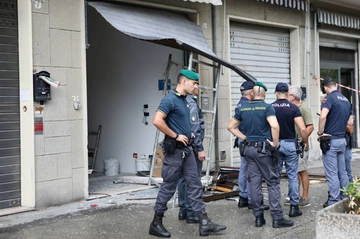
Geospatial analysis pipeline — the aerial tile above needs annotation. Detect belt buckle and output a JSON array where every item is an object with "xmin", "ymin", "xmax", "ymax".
[{"xmin": 254, "ymin": 142, "xmax": 258, "ymax": 147}]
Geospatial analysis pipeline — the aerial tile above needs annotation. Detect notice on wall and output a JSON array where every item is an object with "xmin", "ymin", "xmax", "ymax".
[{"xmin": 34, "ymin": 117, "xmax": 43, "ymax": 135}]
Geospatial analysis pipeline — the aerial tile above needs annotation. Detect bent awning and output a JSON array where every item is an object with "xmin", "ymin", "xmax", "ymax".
[
  {"xmin": 88, "ymin": 2, "xmax": 256, "ymax": 82},
  {"xmin": 251, "ymin": 0, "xmax": 307, "ymax": 12},
  {"xmin": 317, "ymin": 9, "xmax": 360, "ymax": 30}
]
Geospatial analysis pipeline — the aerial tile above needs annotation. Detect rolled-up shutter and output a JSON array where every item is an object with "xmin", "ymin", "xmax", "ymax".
[{"xmin": 0, "ymin": 0, "xmax": 21, "ymax": 209}]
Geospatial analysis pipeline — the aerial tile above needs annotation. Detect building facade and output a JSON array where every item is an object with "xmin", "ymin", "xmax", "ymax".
[{"xmin": 1, "ymin": 0, "xmax": 359, "ymax": 213}]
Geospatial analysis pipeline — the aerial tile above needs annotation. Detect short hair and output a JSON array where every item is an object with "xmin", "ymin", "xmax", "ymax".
[
  {"xmin": 177, "ymin": 73, "xmax": 185, "ymax": 84},
  {"xmin": 241, "ymin": 89, "xmax": 252, "ymax": 97},
  {"xmin": 253, "ymin": 86, "xmax": 266, "ymax": 97},
  {"xmin": 289, "ymin": 86, "xmax": 303, "ymax": 101}
]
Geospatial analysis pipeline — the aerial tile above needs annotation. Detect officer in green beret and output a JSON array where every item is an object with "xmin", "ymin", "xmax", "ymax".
[
  {"xmin": 150, "ymin": 69, "xmax": 226, "ymax": 237},
  {"xmin": 228, "ymin": 81, "xmax": 294, "ymax": 228}
]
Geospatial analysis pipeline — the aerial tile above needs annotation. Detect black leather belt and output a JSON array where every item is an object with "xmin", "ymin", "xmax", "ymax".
[{"xmin": 246, "ymin": 142, "xmax": 262, "ymax": 147}]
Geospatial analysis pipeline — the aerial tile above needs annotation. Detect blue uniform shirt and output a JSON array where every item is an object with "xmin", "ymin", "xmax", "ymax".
[
  {"xmin": 234, "ymin": 100, "xmax": 275, "ymax": 142},
  {"xmin": 235, "ymin": 97, "xmax": 251, "ymax": 134},
  {"xmin": 186, "ymin": 95, "xmax": 205, "ymax": 151},
  {"xmin": 321, "ymin": 90, "xmax": 351, "ymax": 138},
  {"xmin": 157, "ymin": 89, "xmax": 191, "ymax": 138},
  {"xmin": 272, "ymin": 99, "xmax": 301, "ymax": 139}
]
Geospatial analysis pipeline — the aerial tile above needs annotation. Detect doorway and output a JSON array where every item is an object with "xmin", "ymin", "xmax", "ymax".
[{"xmin": 320, "ymin": 47, "xmax": 357, "ymax": 146}]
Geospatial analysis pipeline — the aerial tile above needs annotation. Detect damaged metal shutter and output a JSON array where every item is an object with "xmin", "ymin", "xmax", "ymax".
[
  {"xmin": 230, "ymin": 22, "xmax": 290, "ymax": 166},
  {"xmin": 0, "ymin": 0, "xmax": 21, "ymax": 209}
]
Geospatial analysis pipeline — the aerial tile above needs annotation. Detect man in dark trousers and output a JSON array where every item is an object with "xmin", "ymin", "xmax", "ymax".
[
  {"xmin": 177, "ymin": 86, "xmax": 205, "ymax": 223},
  {"xmin": 318, "ymin": 77, "xmax": 352, "ymax": 207},
  {"xmin": 150, "ymin": 69, "xmax": 226, "ymax": 237},
  {"xmin": 234, "ymin": 81, "xmax": 269, "ymax": 210},
  {"xmin": 228, "ymin": 81, "xmax": 294, "ymax": 228},
  {"xmin": 272, "ymin": 82, "xmax": 308, "ymax": 218}
]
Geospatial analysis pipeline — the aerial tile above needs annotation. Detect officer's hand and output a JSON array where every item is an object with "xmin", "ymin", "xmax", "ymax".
[
  {"xmin": 266, "ymin": 139, "xmax": 278, "ymax": 148},
  {"xmin": 177, "ymin": 134, "xmax": 189, "ymax": 145},
  {"xmin": 317, "ymin": 133, "xmax": 331, "ymax": 142},
  {"xmin": 198, "ymin": 151, "xmax": 206, "ymax": 161}
]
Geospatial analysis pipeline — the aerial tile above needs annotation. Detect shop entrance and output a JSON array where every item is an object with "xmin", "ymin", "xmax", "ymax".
[{"xmin": 320, "ymin": 47, "xmax": 357, "ymax": 146}]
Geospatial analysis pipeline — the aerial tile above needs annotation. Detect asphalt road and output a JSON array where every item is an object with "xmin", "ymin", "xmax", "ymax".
[{"xmin": 0, "ymin": 155, "xmax": 359, "ymax": 239}]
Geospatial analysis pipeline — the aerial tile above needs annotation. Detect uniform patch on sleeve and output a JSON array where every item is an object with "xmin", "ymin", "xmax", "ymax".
[
  {"xmin": 191, "ymin": 116, "xmax": 197, "ymax": 121},
  {"xmin": 322, "ymin": 98, "xmax": 327, "ymax": 104}
]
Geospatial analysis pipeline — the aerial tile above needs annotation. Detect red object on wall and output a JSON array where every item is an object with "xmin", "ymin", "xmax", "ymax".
[{"xmin": 34, "ymin": 122, "xmax": 43, "ymax": 132}]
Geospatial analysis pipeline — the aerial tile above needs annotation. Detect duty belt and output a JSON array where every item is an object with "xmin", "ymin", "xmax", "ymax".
[{"xmin": 246, "ymin": 141, "xmax": 266, "ymax": 147}]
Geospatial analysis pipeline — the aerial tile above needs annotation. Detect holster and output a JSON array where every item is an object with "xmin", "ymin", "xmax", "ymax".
[
  {"xmin": 268, "ymin": 145, "xmax": 280, "ymax": 166},
  {"xmin": 319, "ymin": 136, "xmax": 331, "ymax": 154},
  {"xmin": 192, "ymin": 143, "xmax": 199, "ymax": 157},
  {"xmin": 163, "ymin": 136, "xmax": 176, "ymax": 154},
  {"xmin": 239, "ymin": 140, "xmax": 246, "ymax": 156},
  {"xmin": 233, "ymin": 137, "xmax": 239, "ymax": 148},
  {"xmin": 296, "ymin": 139, "xmax": 305, "ymax": 158},
  {"xmin": 256, "ymin": 142, "xmax": 267, "ymax": 154}
]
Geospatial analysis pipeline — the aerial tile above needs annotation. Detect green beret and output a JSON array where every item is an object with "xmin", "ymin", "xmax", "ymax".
[
  {"xmin": 255, "ymin": 81, "xmax": 267, "ymax": 91},
  {"xmin": 180, "ymin": 69, "xmax": 199, "ymax": 81}
]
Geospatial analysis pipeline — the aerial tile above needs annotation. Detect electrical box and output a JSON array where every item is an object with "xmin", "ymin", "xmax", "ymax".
[
  {"xmin": 33, "ymin": 71, "xmax": 51, "ymax": 101},
  {"xmin": 201, "ymin": 95, "xmax": 209, "ymax": 110}
]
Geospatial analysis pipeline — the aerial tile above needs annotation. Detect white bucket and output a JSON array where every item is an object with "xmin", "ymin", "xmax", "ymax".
[
  {"xmin": 104, "ymin": 158, "xmax": 119, "ymax": 176},
  {"xmin": 135, "ymin": 158, "xmax": 150, "ymax": 172}
]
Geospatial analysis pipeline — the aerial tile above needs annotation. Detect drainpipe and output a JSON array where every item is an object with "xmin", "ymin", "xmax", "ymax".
[{"xmin": 211, "ymin": 4, "xmax": 219, "ymax": 169}]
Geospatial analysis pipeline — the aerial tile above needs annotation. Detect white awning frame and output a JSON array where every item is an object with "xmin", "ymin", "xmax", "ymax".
[{"xmin": 183, "ymin": 0, "xmax": 222, "ymax": 5}]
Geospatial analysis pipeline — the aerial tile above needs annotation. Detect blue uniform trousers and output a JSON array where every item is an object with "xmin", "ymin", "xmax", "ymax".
[
  {"xmin": 238, "ymin": 139, "xmax": 251, "ymax": 203},
  {"xmin": 322, "ymin": 138, "xmax": 349, "ymax": 205},
  {"xmin": 245, "ymin": 146, "xmax": 284, "ymax": 220},
  {"xmin": 154, "ymin": 146, "xmax": 206, "ymax": 215},
  {"xmin": 177, "ymin": 154, "xmax": 203, "ymax": 217},
  {"xmin": 278, "ymin": 140, "xmax": 299, "ymax": 205},
  {"xmin": 345, "ymin": 148, "xmax": 353, "ymax": 183}
]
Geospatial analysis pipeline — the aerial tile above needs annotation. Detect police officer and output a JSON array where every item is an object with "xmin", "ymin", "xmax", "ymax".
[
  {"xmin": 150, "ymin": 69, "xmax": 226, "ymax": 237},
  {"xmin": 228, "ymin": 81, "xmax": 294, "ymax": 228},
  {"xmin": 287, "ymin": 86, "xmax": 314, "ymax": 207},
  {"xmin": 234, "ymin": 81, "xmax": 270, "ymax": 211},
  {"xmin": 318, "ymin": 77, "xmax": 352, "ymax": 207},
  {"xmin": 272, "ymin": 82, "xmax": 308, "ymax": 217},
  {"xmin": 177, "ymin": 86, "xmax": 205, "ymax": 223},
  {"xmin": 235, "ymin": 81, "xmax": 254, "ymax": 208}
]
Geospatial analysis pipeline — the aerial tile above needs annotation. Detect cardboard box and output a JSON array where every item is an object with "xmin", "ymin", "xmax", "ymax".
[{"xmin": 153, "ymin": 147, "xmax": 164, "ymax": 177}]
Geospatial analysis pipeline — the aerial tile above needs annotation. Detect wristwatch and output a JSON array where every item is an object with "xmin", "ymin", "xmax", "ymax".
[
  {"xmin": 317, "ymin": 132, "xmax": 323, "ymax": 136},
  {"xmin": 174, "ymin": 133, "xmax": 179, "ymax": 139}
]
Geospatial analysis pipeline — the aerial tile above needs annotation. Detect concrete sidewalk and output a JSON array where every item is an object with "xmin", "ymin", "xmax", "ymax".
[{"xmin": 0, "ymin": 153, "xmax": 359, "ymax": 238}]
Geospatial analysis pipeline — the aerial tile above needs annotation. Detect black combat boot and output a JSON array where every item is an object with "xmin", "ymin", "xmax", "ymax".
[
  {"xmin": 255, "ymin": 215, "xmax": 266, "ymax": 227},
  {"xmin": 238, "ymin": 196, "xmax": 249, "ymax": 208},
  {"xmin": 197, "ymin": 213, "xmax": 226, "ymax": 236},
  {"xmin": 149, "ymin": 213, "xmax": 171, "ymax": 238},
  {"xmin": 272, "ymin": 218, "xmax": 294, "ymax": 228},
  {"xmin": 289, "ymin": 204, "xmax": 302, "ymax": 217}
]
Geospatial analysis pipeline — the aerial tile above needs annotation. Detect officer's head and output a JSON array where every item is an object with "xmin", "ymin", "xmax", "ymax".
[
  {"xmin": 321, "ymin": 77, "xmax": 336, "ymax": 94},
  {"xmin": 253, "ymin": 82, "xmax": 267, "ymax": 99},
  {"xmin": 240, "ymin": 81, "xmax": 255, "ymax": 97},
  {"xmin": 288, "ymin": 86, "xmax": 302, "ymax": 103},
  {"xmin": 275, "ymin": 82, "xmax": 289, "ymax": 99},
  {"xmin": 177, "ymin": 69, "xmax": 199, "ymax": 95}
]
